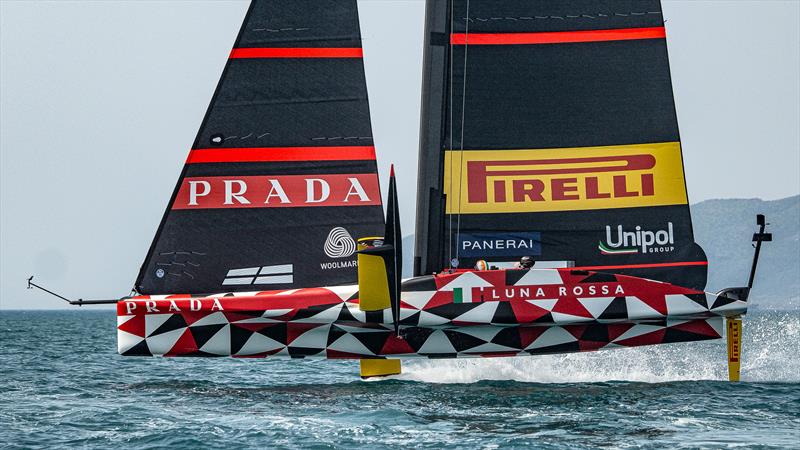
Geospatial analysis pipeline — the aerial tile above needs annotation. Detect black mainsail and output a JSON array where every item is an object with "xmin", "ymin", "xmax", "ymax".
[
  {"xmin": 414, "ymin": 0, "xmax": 708, "ymax": 290},
  {"xmin": 136, "ymin": 0, "xmax": 384, "ymax": 294}
]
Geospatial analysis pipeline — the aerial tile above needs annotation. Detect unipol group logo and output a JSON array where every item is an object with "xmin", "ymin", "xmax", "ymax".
[
  {"xmin": 599, "ymin": 222, "xmax": 676, "ymax": 255},
  {"xmin": 442, "ymin": 143, "xmax": 688, "ymax": 214},
  {"xmin": 172, "ymin": 174, "xmax": 380, "ymax": 210},
  {"xmin": 324, "ymin": 227, "xmax": 356, "ymax": 258}
]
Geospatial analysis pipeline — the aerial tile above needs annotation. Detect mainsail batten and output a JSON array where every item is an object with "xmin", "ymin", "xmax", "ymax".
[
  {"xmin": 415, "ymin": 0, "xmax": 707, "ymax": 290},
  {"xmin": 136, "ymin": 0, "xmax": 384, "ymax": 295}
]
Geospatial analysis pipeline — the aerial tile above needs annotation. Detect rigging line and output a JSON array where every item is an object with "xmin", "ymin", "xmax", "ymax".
[
  {"xmin": 455, "ymin": 0, "xmax": 470, "ymax": 263},
  {"xmin": 447, "ymin": 0, "xmax": 455, "ymax": 268}
]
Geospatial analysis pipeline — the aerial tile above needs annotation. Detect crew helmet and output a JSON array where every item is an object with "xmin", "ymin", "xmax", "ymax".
[{"xmin": 519, "ymin": 256, "xmax": 534, "ymax": 269}]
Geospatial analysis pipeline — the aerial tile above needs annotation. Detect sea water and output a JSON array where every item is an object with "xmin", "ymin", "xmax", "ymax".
[{"xmin": 1, "ymin": 310, "xmax": 798, "ymax": 449}]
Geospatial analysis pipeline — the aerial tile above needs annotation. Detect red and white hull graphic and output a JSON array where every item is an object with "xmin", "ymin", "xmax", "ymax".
[{"xmin": 117, "ymin": 268, "xmax": 745, "ymax": 358}]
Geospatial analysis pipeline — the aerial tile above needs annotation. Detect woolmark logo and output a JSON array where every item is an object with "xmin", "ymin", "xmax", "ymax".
[
  {"xmin": 600, "ymin": 223, "xmax": 675, "ymax": 255},
  {"xmin": 324, "ymin": 227, "xmax": 356, "ymax": 258}
]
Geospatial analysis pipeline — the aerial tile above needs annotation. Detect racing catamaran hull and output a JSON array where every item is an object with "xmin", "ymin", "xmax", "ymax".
[{"xmin": 117, "ymin": 268, "xmax": 745, "ymax": 358}]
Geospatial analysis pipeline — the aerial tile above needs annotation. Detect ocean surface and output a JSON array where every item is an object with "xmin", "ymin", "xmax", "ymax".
[{"xmin": 1, "ymin": 310, "xmax": 798, "ymax": 449}]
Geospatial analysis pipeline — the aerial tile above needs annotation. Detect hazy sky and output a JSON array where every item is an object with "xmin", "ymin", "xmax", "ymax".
[{"xmin": 1, "ymin": 0, "xmax": 798, "ymax": 309}]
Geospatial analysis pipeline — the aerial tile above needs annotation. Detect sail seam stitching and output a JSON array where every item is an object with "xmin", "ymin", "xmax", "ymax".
[{"xmin": 463, "ymin": 11, "xmax": 662, "ymax": 22}]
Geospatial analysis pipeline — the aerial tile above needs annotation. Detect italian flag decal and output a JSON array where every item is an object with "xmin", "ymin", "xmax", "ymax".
[
  {"xmin": 453, "ymin": 287, "xmax": 474, "ymax": 303},
  {"xmin": 598, "ymin": 241, "xmax": 638, "ymax": 255}
]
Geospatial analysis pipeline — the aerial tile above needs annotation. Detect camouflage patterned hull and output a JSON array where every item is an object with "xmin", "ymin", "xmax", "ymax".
[{"xmin": 117, "ymin": 268, "xmax": 745, "ymax": 358}]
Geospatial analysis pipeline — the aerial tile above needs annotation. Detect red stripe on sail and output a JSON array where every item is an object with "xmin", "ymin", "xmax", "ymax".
[
  {"xmin": 229, "ymin": 47, "xmax": 363, "ymax": 59},
  {"xmin": 451, "ymin": 27, "xmax": 666, "ymax": 46},
  {"xmin": 186, "ymin": 146, "xmax": 376, "ymax": 164},
  {"xmin": 572, "ymin": 261, "xmax": 708, "ymax": 271}
]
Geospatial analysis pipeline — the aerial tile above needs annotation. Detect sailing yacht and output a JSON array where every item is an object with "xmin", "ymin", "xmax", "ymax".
[{"xmin": 48, "ymin": 0, "xmax": 771, "ymax": 380}]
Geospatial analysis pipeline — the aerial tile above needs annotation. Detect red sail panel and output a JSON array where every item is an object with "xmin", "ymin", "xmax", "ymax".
[
  {"xmin": 229, "ymin": 47, "xmax": 364, "ymax": 58},
  {"xmin": 450, "ymin": 26, "xmax": 666, "ymax": 45},
  {"xmin": 186, "ymin": 146, "xmax": 376, "ymax": 164}
]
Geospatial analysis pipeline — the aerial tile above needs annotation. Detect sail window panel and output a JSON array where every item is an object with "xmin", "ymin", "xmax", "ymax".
[
  {"xmin": 451, "ymin": 0, "xmax": 664, "ymax": 34},
  {"xmin": 240, "ymin": 0, "xmax": 362, "ymax": 48},
  {"xmin": 447, "ymin": 40, "xmax": 679, "ymax": 150}
]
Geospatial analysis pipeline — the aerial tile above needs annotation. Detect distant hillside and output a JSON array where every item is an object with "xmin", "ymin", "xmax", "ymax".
[
  {"xmin": 693, "ymin": 195, "xmax": 799, "ymax": 310},
  {"xmin": 401, "ymin": 195, "xmax": 799, "ymax": 310}
]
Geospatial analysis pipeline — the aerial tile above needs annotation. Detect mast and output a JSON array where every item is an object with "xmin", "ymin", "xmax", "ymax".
[{"xmin": 414, "ymin": 0, "xmax": 450, "ymax": 276}]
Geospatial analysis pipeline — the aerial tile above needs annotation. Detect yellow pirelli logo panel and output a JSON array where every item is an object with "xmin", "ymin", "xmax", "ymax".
[{"xmin": 443, "ymin": 142, "xmax": 688, "ymax": 214}]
